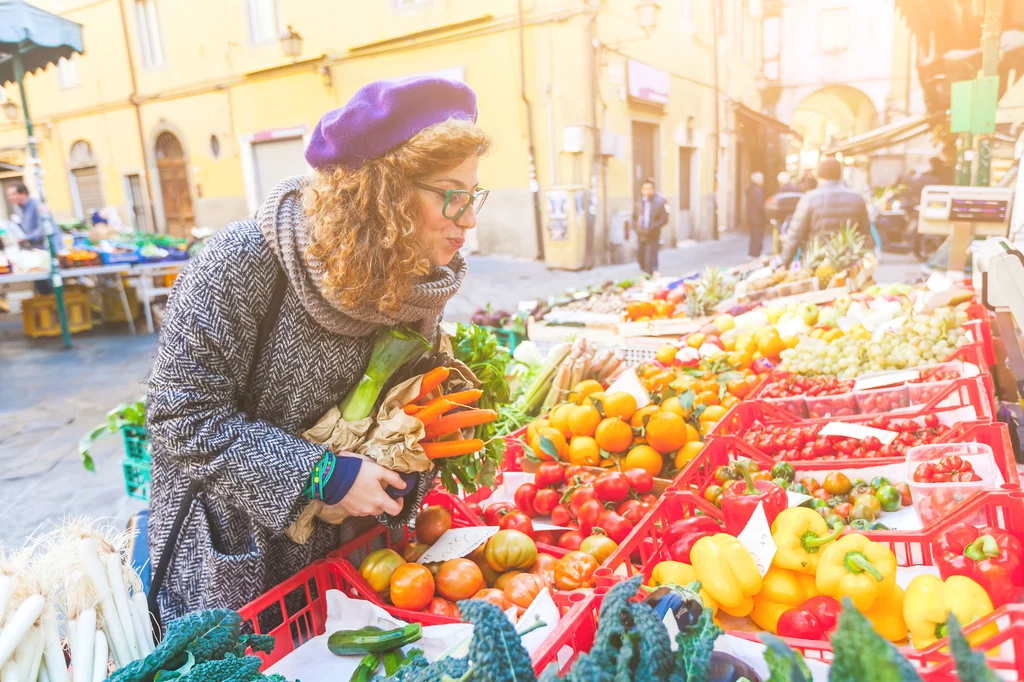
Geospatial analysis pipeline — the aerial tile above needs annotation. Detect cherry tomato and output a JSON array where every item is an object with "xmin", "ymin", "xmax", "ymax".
[
  {"xmin": 535, "ymin": 461, "xmax": 566, "ymax": 489},
  {"xmin": 596, "ymin": 510, "xmax": 634, "ymax": 544},
  {"xmin": 623, "ymin": 468, "xmax": 654, "ymax": 494},
  {"xmin": 924, "ymin": 413, "xmax": 940, "ymax": 428},
  {"xmin": 435, "ymin": 558, "xmax": 485, "ymax": 602},
  {"xmin": 862, "ymin": 436, "xmax": 882, "ymax": 452},
  {"xmin": 472, "ymin": 588, "xmax": 510, "ymax": 610},
  {"xmin": 556, "ymin": 530, "xmax": 585, "ymax": 551},
  {"xmin": 424, "ymin": 597, "xmax": 460, "ymax": 619},
  {"xmin": 550, "ymin": 504, "xmax": 574, "ymax": 527},
  {"xmin": 594, "ymin": 472, "xmax": 630, "ymax": 503},
  {"xmin": 504, "ymin": 572, "xmax": 549, "ymax": 614},
  {"xmin": 576, "ymin": 499, "xmax": 605, "ymax": 536},
  {"xmin": 579, "ymin": 533, "xmax": 617, "ymax": 564},
  {"xmin": 569, "ymin": 486, "xmax": 597, "ymax": 519},
  {"xmin": 514, "ymin": 483, "xmax": 540, "ymax": 517},
  {"xmin": 483, "ymin": 502, "xmax": 516, "ymax": 526},
  {"xmin": 389, "ymin": 563, "xmax": 435, "ymax": 611},
  {"xmin": 553, "ymin": 551, "xmax": 600, "ymax": 590},
  {"xmin": 533, "ymin": 488, "xmax": 560, "ymax": 516},
  {"xmin": 617, "ymin": 499, "xmax": 646, "ymax": 525},
  {"xmin": 359, "ymin": 548, "xmax": 405, "ymax": 598},
  {"xmin": 499, "ymin": 511, "xmax": 536, "ymax": 539},
  {"xmin": 484, "ymin": 529, "xmax": 538, "ymax": 572},
  {"xmin": 416, "ymin": 505, "xmax": 453, "ymax": 545}
]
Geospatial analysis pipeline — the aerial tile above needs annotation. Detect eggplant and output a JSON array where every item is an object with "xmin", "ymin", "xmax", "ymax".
[
  {"xmin": 640, "ymin": 585, "xmax": 705, "ymax": 633},
  {"xmin": 706, "ymin": 651, "xmax": 764, "ymax": 682}
]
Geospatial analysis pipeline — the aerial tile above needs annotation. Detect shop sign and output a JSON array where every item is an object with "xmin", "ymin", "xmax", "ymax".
[{"xmin": 627, "ymin": 60, "xmax": 669, "ymax": 106}]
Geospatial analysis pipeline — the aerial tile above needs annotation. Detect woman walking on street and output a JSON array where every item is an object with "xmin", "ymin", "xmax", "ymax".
[{"xmin": 145, "ymin": 77, "xmax": 490, "ymax": 624}]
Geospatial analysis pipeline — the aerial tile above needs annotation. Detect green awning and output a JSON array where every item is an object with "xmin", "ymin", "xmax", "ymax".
[{"xmin": 0, "ymin": 0, "xmax": 84, "ymax": 86}]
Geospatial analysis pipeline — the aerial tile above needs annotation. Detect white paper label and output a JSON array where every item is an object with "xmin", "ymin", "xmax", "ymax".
[
  {"xmin": 964, "ymin": 362, "xmax": 981, "ymax": 377},
  {"xmin": 926, "ymin": 272, "xmax": 954, "ymax": 293},
  {"xmin": 517, "ymin": 589, "xmax": 560, "ymax": 655},
  {"xmin": 605, "ymin": 366, "xmax": 651, "ymax": 409},
  {"xmin": 854, "ymin": 369, "xmax": 920, "ymax": 391},
  {"xmin": 736, "ymin": 503, "xmax": 777, "ymax": 578},
  {"xmin": 786, "ymin": 491, "xmax": 814, "ymax": 508},
  {"xmin": 531, "ymin": 521, "xmax": 575, "ymax": 531},
  {"xmin": 818, "ymin": 422, "xmax": 899, "ymax": 445},
  {"xmin": 417, "ymin": 527, "xmax": 500, "ymax": 564}
]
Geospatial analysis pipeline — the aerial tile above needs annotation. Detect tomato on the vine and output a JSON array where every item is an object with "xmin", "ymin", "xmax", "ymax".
[
  {"xmin": 623, "ymin": 468, "xmax": 654, "ymax": 494},
  {"xmin": 483, "ymin": 502, "xmax": 515, "ymax": 526},
  {"xmin": 499, "ymin": 511, "xmax": 536, "ymax": 538},
  {"xmin": 568, "ymin": 486, "xmax": 597, "ymax": 518},
  {"xmin": 594, "ymin": 472, "xmax": 630, "ymax": 502},
  {"xmin": 514, "ymin": 483, "xmax": 539, "ymax": 517},
  {"xmin": 576, "ymin": 499, "xmax": 605, "ymax": 536},
  {"xmin": 533, "ymin": 488, "xmax": 560, "ymax": 516},
  {"xmin": 596, "ymin": 510, "xmax": 634, "ymax": 544},
  {"xmin": 535, "ymin": 461, "xmax": 566, "ymax": 489},
  {"xmin": 617, "ymin": 499, "xmax": 646, "ymax": 525},
  {"xmin": 550, "ymin": 504, "xmax": 574, "ymax": 527},
  {"xmin": 556, "ymin": 530, "xmax": 584, "ymax": 551}
]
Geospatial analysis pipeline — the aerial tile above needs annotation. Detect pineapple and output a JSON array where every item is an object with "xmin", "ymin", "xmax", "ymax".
[{"xmin": 684, "ymin": 282, "xmax": 715, "ymax": 318}]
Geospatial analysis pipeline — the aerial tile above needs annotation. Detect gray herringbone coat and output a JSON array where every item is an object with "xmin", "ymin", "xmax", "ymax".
[{"xmin": 147, "ymin": 220, "xmax": 434, "ymax": 624}]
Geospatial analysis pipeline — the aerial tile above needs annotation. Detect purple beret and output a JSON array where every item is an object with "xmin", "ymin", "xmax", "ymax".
[{"xmin": 305, "ymin": 77, "xmax": 478, "ymax": 170}]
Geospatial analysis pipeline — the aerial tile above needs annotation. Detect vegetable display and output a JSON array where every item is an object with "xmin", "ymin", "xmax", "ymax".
[{"xmin": 934, "ymin": 523, "xmax": 1024, "ymax": 607}]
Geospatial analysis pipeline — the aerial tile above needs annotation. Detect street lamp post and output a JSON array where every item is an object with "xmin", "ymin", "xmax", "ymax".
[{"xmin": 280, "ymin": 25, "xmax": 303, "ymax": 60}]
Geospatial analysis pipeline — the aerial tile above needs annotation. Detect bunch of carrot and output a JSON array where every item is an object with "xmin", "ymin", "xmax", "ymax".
[{"xmin": 403, "ymin": 367, "xmax": 497, "ymax": 460}]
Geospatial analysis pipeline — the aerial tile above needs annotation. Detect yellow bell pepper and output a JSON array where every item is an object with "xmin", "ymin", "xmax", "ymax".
[
  {"xmin": 690, "ymin": 533, "xmax": 763, "ymax": 618},
  {"xmin": 750, "ymin": 566, "xmax": 819, "ymax": 634},
  {"xmin": 903, "ymin": 575, "xmax": 998, "ymax": 650},
  {"xmin": 648, "ymin": 561, "xmax": 719, "ymax": 619},
  {"xmin": 865, "ymin": 584, "xmax": 908, "ymax": 643},
  {"xmin": 815, "ymin": 534, "xmax": 897, "ymax": 612},
  {"xmin": 771, "ymin": 507, "xmax": 843, "ymax": 575}
]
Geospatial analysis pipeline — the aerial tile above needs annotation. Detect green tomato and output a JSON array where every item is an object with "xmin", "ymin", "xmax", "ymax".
[
  {"xmin": 824, "ymin": 514, "xmax": 846, "ymax": 528},
  {"xmin": 826, "ymin": 495, "xmax": 846, "ymax": 509},
  {"xmin": 849, "ymin": 519, "xmax": 870, "ymax": 531},
  {"xmin": 787, "ymin": 482, "xmax": 810, "ymax": 495},
  {"xmin": 866, "ymin": 521, "xmax": 890, "ymax": 531},
  {"xmin": 875, "ymin": 485, "xmax": 902, "ymax": 513},
  {"xmin": 808, "ymin": 499, "xmax": 829, "ymax": 510},
  {"xmin": 850, "ymin": 504, "xmax": 876, "ymax": 522},
  {"xmin": 854, "ymin": 494, "xmax": 883, "ymax": 517},
  {"xmin": 870, "ymin": 476, "xmax": 892, "ymax": 491},
  {"xmin": 773, "ymin": 477, "xmax": 790, "ymax": 489},
  {"xmin": 817, "ymin": 506, "xmax": 832, "ymax": 520},
  {"xmin": 850, "ymin": 478, "xmax": 868, "ymax": 490},
  {"xmin": 771, "ymin": 462, "xmax": 796, "ymax": 483}
]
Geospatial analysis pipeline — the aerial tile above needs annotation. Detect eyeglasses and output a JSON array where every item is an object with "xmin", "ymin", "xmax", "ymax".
[{"xmin": 414, "ymin": 182, "xmax": 489, "ymax": 220}]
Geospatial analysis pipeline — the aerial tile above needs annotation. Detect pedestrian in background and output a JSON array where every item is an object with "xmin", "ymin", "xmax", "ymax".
[
  {"xmin": 746, "ymin": 171, "xmax": 767, "ymax": 258},
  {"xmin": 5, "ymin": 183, "xmax": 53, "ymax": 295},
  {"xmin": 632, "ymin": 178, "xmax": 668, "ymax": 275},
  {"xmin": 798, "ymin": 170, "xmax": 818, "ymax": 192},
  {"xmin": 776, "ymin": 171, "xmax": 800, "ymax": 193}
]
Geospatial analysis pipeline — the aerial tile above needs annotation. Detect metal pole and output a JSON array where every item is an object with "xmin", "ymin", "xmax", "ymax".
[
  {"xmin": 518, "ymin": 0, "xmax": 545, "ymax": 261},
  {"xmin": 976, "ymin": 0, "xmax": 1002, "ymax": 187},
  {"xmin": 710, "ymin": 0, "xmax": 721, "ymax": 241},
  {"xmin": 14, "ymin": 49, "xmax": 71, "ymax": 349}
]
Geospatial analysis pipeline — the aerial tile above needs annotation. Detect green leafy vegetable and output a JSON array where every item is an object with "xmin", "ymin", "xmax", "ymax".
[
  {"xmin": 829, "ymin": 598, "xmax": 922, "ymax": 682},
  {"xmin": 947, "ymin": 614, "xmax": 998, "ymax": 682},
  {"xmin": 341, "ymin": 327, "xmax": 430, "ymax": 421},
  {"xmin": 80, "ymin": 398, "xmax": 147, "ymax": 471},
  {"xmin": 673, "ymin": 585, "xmax": 722, "ymax": 682},
  {"xmin": 760, "ymin": 634, "xmax": 812, "ymax": 682}
]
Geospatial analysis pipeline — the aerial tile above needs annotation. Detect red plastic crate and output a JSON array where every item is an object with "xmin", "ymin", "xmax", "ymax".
[{"xmin": 595, "ymin": 488, "xmax": 1024, "ymax": 679}]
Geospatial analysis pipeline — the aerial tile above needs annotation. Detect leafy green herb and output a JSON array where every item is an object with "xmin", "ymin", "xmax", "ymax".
[
  {"xmin": 674, "ymin": 586, "xmax": 722, "ymax": 682},
  {"xmin": 80, "ymin": 398, "xmax": 147, "ymax": 472},
  {"xmin": 947, "ymin": 614, "xmax": 998, "ymax": 682},
  {"xmin": 760, "ymin": 634, "xmax": 812, "ymax": 682},
  {"xmin": 829, "ymin": 597, "xmax": 922, "ymax": 682}
]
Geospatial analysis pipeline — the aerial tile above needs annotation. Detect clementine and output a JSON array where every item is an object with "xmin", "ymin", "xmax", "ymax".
[{"xmin": 644, "ymin": 411, "xmax": 688, "ymax": 454}]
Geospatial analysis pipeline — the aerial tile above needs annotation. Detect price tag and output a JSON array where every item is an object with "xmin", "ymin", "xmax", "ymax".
[
  {"xmin": 853, "ymin": 369, "xmax": 920, "ymax": 391},
  {"xmin": 417, "ymin": 527, "xmax": 500, "ymax": 564},
  {"xmin": 818, "ymin": 422, "xmax": 898, "ymax": 445},
  {"xmin": 736, "ymin": 503, "xmax": 777, "ymax": 578},
  {"xmin": 606, "ymin": 366, "xmax": 651, "ymax": 409},
  {"xmin": 786, "ymin": 490, "xmax": 814, "ymax": 508},
  {"xmin": 532, "ymin": 520, "xmax": 574, "ymax": 531}
]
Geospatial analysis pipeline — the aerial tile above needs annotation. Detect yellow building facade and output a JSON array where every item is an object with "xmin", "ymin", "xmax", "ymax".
[{"xmin": 1, "ymin": 0, "xmax": 765, "ymax": 263}]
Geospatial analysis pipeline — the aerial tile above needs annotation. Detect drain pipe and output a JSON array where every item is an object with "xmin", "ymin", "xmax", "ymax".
[{"xmin": 518, "ymin": 0, "xmax": 545, "ymax": 260}]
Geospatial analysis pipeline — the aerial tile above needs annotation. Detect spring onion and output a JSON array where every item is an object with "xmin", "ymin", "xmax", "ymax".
[
  {"xmin": 0, "ymin": 594, "xmax": 44, "ymax": 670},
  {"xmin": 103, "ymin": 554, "xmax": 139, "ymax": 661},
  {"xmin": 339, "ymin": 327, "xmax": 429, "ymax": 422},
  {"xmin": 90, "ymin": 632, "xmax": 107, "ymax": 682},
  {"xmin": 76, "ymin": 539, "xmax": 130, "ymax": 667},
  {"xmin": 40, "ymin": 606, "xmax": 67, "ymax": 682},
  {"xmin": 129, "ymin": 594, "xmax": 153, "ymax": 657},
  {"xmin": 69, "ymin": 608, "xmax": 95, "ymax": 682}
]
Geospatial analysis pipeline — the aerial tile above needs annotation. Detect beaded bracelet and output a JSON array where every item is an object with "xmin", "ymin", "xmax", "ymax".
[{"xmin": 303, "ymin": 451, "xmax": 336, "ymax": 501}]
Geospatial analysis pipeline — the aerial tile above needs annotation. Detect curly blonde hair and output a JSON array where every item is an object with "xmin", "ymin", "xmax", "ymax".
[{"xmin": 303, "ymin": 119, "xmax": 491, "ymax": 315}]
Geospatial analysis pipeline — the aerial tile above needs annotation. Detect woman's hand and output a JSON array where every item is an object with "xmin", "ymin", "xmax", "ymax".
[{"xmin": 330, "ymin": 457, "xmax": 407, "ymax": 517}]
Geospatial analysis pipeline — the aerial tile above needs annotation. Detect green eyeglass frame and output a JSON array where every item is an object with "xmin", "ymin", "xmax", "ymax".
[{"xmin": 414, "ymin": 182, "xmax": 489, "ymax": 220}]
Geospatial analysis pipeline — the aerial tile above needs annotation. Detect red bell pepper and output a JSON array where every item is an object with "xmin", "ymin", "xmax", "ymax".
[
  {"xmin": 720, "ymin": 461, "xmax": 787, "ymax": 535},
  {"xmin": 912, "ymin": 455, "xmax": 981, "ymax": 483},
  {"xmin": 935, "ymin": 523, "xmax": 1024, "ymax": 607},
  {"xmin": 663, "ymin": 516, "xmax": 722, "ymax": 563}
]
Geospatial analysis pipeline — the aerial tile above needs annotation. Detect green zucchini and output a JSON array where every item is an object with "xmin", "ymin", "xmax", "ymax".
[
  {"xmin": 381, "ymin": 649, "xmax": 405, "ymax": 676},
  {"xmin": 328, "ymin": 623, "xmax": 423, "ymax": 656},
  {"xmin": 349, "ymin": 653, "xmax": 381, "ymax": 682}
]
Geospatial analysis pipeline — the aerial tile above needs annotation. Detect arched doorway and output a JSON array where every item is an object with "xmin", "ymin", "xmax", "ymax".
[
  {"xmin": 155, "ymin": 132, "xmax": 195, "ymax": 238},
  {"xmin": 791, "ymin": 85, "xmax": 878, "ymax": 152},
  {"xmin": 69, "ymin": 140, "xmax": 104, "ymax": 220}
]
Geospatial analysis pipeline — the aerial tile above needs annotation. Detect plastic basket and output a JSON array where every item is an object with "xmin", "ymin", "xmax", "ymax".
[
  {"xmin": 490, "ymin": 327, "xmax": 524, "ymax": 353},
  {"xmin": 100, "ymin": 250, "xmax": 141, "ymax": 265},
  {"xmin": 120, "ymin": 425, "xmax": 150, "ymax": 462},
  {"xmin": 121, "ymin": 457, "xmax": 151, "ymax": 501},
  {"xmin": 596, "ymin": 488, "xmax": 1024, "ymax": 679}
]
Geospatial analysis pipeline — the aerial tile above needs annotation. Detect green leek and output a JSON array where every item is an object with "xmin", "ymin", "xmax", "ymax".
[{"xmin": 340, "ymin": 327, "xmax": 430, "ymax": 421}]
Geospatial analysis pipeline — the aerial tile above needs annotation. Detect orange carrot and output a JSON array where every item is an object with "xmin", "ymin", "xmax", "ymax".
[
  {"xmin": 412, "ymin": 399, "xmax": 454, "ymax": 426},
  {"xmin": 403, "ymin": 403, "xmax": 423, "ymax": 415},
  {"xmin": 423, "ymin": 409, "xmax": 498, "ymax": 440},
  {"xmin": 422, "ymin": 438, "xmax": 486, "ymax": 459},
  {"xmin": 413, "ymin": 367, "xmax": 450, "ymax": 403},
  {"xmin": 422, "ymin": 389, "xmax": 483, "ymax": 409}
]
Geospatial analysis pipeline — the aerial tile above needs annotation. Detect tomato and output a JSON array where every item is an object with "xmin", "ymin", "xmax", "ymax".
[
  {"xmin": 550, "ymin": 504, "xmax": 574, "ymax": 527},
  {"xmin": 416, "ymin": 505, "xmax": 453, "ymax": 545},
  {"xmin": 529, "ymin": 553, "xmax": 557, "ymax": 581},
  {"xmin": 704, "ymin": 485, "xmax": 724, "ymax": 506},
  {"xmin": 594, "ymin": 472, "xmax": 629, "ymax": 502},
  {"xmin": 483, "ymin": 502, "xmax": 516, "ymax": 526},
  {"xmin": 638, "ymin": 493, "xmax": 658, "ymax": 507},
  {"xmin": 569, "ymin": 486, "xmax": 597, "ymax": 518},
  {"xmin": 533, "ymin": 488, "xmax": 561, "ymax": 516},
  {"xmin": 435, "ymin": 558, "xmax": 485, "ymax": 602},
  {"xmin": 402, "ymin": 543, "xmax": 430, "ymax": 563},
  {"xmin": 535, "ymin": 462, "xmax": 566, "ymax": 489},
  {"xmin": 579, "ymin": 533, "xmax": 617, "ymax": 563},
  {"xmin": 854, "ymin": 494, "xmax": 882, "ymax": 517},
  {"xmin": 800, "ymin": 477, "xmax": 821, "ymax": 494},
  {"xmin": 623, "ymin": 468, "xmax": 654, "ymax": 494},
  {"xmin": 424, "ymin": 597, "xmax": 461, "ymax": 619},
  {"xmin": 576, "ymin": 499, "xmax": 605, "ymax": 536},
  {"xmin": 466, "ymin": 502, "xmax": 483, "ymax": 520},
  {"xmin": 514, "ymin": 483, "xmax": 540, "ymax": 517},
  {"xmin": 472, "ymin": 588, "xmax": 510, "ymax": 610},
  {"xmin": 823, "ymin": 472, "xmax": 851, "ymax": 496},
  {"xmin": 493, "ymin": 570, "xmax": 523, "ymax": 591},
  {"xmin": 876, "ymin": 485, "xmax": 901, "ymax": 513},
  {"xmin": 894, "ymin": 482, "xmax": 912, "ymax": 506},
  {"xmin": 500, "ymin": 511, "xmax": 536, "ymax": 538},
  {"xmin": 564, "ymin": 465, "xmax": 588, "ymax": 481},
  {"xmin": 475, "ymin": 560, "xmax": 500, "ymax": 588},
  {"xmin": 924, "ymin": 413, "xmax": 940, "ymax": 429},
  {"xmin": 553, "ymin": 551, "xmax": 600, "ymax": 590},
  {"xmin": 833, "ymin": 503, "xmax": 852, "ymax": 520},
  {"xmin": 484, "ymin": 529, "xmax": 538, "ymax": 572},
  {"xmin": 862, "ymin": 436, "xmax": 882, "ymax": 452},
  {"xmin": 556, "ymin": 530, "xmax": 584, "ymax": 551},
  {"xmin": 849, "ymin": 504, "xmax": 876, "ymax": 522},
  {"xmin": 504, "ymin": 573, "xmax": 549, "ymax": 613},
  {"xmin": 534, "ymin": 531, "xmax": 556, "ymax": 546},
  {"xmin": 389, "ymin": 563, "xmax": 435, "ymax": 611},
  {"xmin": 617, "ymin": 499, "xmax": 646, "ymax": 526},
  {"xmin": 596, "ymin": 510, "xmax": 634, "ymax": 544},
  {"xmin": 359, "ymin": 548, "xmax": 405, "ymax": 598}
]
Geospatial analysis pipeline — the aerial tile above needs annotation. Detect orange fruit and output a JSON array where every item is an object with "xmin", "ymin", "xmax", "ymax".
[
  {"xmin": 548, "ymin": 403, "xmax": 575, "ymax": 439},
  {"xmin": 571, "ymin": 379, "xmax": 604, "ymax": 405},
  {"xmin": 584, "ymin": 391, "xmax": 607, "ymax": 410},
  {"xmin": 699, "ymin": 405, "xmax": 728, "ymax": 424},
  {"xmin": 757, "ymin": 330, "xmax": 786, "ymax": 358},
  {"xmin": 624, "ymin": 445, "xmax": 664, "ymax": 478},
  {"xmin": 630, "ymin": 405, "xmax": 659, "ymax": 428},
  {"xmin": 674, "ymin": 441, "xmax": 704, "ymax": 469},
  {"xmin": 684, "ymin": 423, "xmax": 701, "ymax": 443},
  {"xmin": 531, "ymin": 427, "xmax": 568, "ymax": 461},
  {"xmin": 655, "ymin": 344, "xmax": 679, "ymax": 364},
  {"xmin": 721, "ymin": 394, "xmax": 739, "ymax": 409},
  {"xmin": 568, "ymin": 404, "xmax": 602, "ymax": 437},
  {"xmin": 594, "ymin": 417, "xmax": 633, "ymax": 454},
  {"xmin": 526, "ymin": 418, "xmax": 550, "ymax": 443},
  {"xmin": 659, "ymin": 397, "xmax": 691, "ymax": 419},
  {"xmin": 695, "ymin": 390, "xmax": 720, "ymax": 406},
  {"xmin": 644, "ymin": 411, "xmax": 688, "ymax": 454},
  {"xmin": 600, "ymin": 392, "xmax": 637, "ymax": 421},
  {"xmin": 726, "ymin": 378, "xmax": 752, "ymax": 399},
  {"xmin": 568, "ymin": 436, "xmax": 601, "ymax": 467}
]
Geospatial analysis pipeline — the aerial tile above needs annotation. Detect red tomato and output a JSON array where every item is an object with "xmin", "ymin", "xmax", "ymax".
[
  {"xmin": 424, "ymin": 597, "xmax": 461, "ymax": 619},
  {"xmin": 503, "ymin": 573, "xmax": 549, "ymax": 613},
  {"xmin": 529, "ymin": 553, "xmax": 557, "ymax": 582},
  {"xmin": 535, "ymin": 462, "xmax": 566, "ymax": 489},
  {"xmin": 617, "ymin": 499, "xmax": 646, "ymax": 525},
  {"xmin": 550, "ymin": 504, "xmax": 574, "ymax": 527},
  {"xmin": 638, "ymin": 493, "xmax": 658, "ymax": 507},
  {"xmin": 416, "ymin": 505, "xmax": 453, "ymax": 545},
  {"xmin": 514, "ymin": 483, "xmax": 539, "ymax": 518},
  {"xmin": 801, "ymin": 596, "xmax": 841, "ymax": 634},
  {"xmin": 556, "ymin": 530, "xmax": 584, "ymax": 551},
  {"xmin": 435, "ymin": 559, "xmax": 485, "ymax": 602},
  {"xmin": 472, "ymin": 588, "xmax": 510, "ymax": 610},
  {"xmin": 483, "ymin": 502, "xmax": 516, "ymax": 526},
  {"xmin": 569, "ymin": 486, "xmax": 598, "ymax": 519},
  {"xmin": 924, "ymin": 413, "xmax": 940, "ymax": 429},
  {"xmin": 553, "ymin": 551, "xmax": 600, "ymax": 590},
  {"xmin": 389, "ymin": 564, "xmax": 435, "ymax": 611},
  {"xmin": 533, "ymin": 488, "xmax": 561, "ymax": 516},
  {"xmin": 499, "ymin": 511, "xmax": 536, "ymax": 538},
  {"xmin": 894, "ymin": 482, "xmax": 912, "ymax": 506},
  {"xmin": 596, "ymin": 510, "xmax": 634, "ymax": 544},
  {"xmin": 533, "ymin": 531, "xmax": 555, "ymax": 546},
  {"xmin": 579, "ymin": 533, "xmax": 617, "ymax": 563},
  {"xmin": 594, "ymin": 472, "xmax": 630, "ymax": 502},
  {"xmin": 623, "ymin": 468, "xmax": 654, "ymax": 494},
  {"xmin": 576, "ymin": 499, "xmax": 605, "ymax": 536},
  {"xmin": 564, "ymin": 465, "xmax": 587, "ymax": 481}
]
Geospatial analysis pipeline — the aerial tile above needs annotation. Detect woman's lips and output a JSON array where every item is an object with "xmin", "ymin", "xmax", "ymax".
[{"xmin": 447, "ymin": 237, "xmax": 465, "ymax": 250}]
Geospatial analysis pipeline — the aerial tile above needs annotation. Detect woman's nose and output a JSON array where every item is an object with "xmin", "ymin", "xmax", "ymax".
[{"xmin": 456, "ymin": 205, "xmax": 477, "ymax": 230}]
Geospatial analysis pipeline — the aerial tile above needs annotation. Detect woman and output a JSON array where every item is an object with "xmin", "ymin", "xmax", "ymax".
[{"xmin": 146, "ymin": 77, "xmax": 490, "ymax": 623}]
